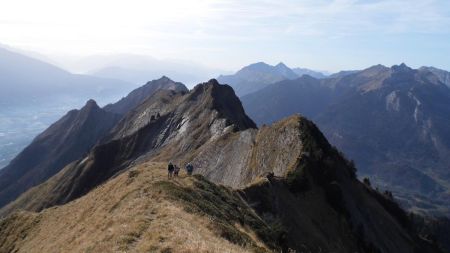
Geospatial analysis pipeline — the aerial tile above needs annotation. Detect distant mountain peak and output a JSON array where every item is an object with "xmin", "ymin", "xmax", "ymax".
[
  {"xmin": 274, "ymin": 62, "xmax": 295, "ymax": 75},
  {"xmin": 372, "ymin": 63, "xmax": 388, "ymax": 69},
  {"xmin": 252, "ymin": 61, "xmax": 270, "ymax": 66},
  {"xmin": 218, "ymin": 62, "xmax": 330, "ymax": 96},
  {"xmin": 104, "ymin": 77, "xmax": 188, "ymax": 115},
  {"xmin": 84, "ymin": 99, "xmax": 99, "ymax": 109},
  {"xmin": 189, "ymin": 78, "xmax": 222, "ymax": 95},
  {"xmin": 275, "ymin": 62, "xmax": 289, "ymax": 68},
  {"xmin": 242, "ymin": 62, "xmax": 272, "ymax": 71},
  {"xmin": 391, "ymin": 63, "xmax": 413, "ymax": 72},
  {"xmin": 157, "ymin": 75, "xmax": 172, "ymax": 82},
  {"xmin": 207, "ymin": 78, "xmax": 220, "ymax": 85},
  {"xmin": 362, "ymin": 64, "xmax": 388, "ymax": 72},
  {"xmin": 358, "ymin": 64, "xmax": 390, "ymax": 77}
]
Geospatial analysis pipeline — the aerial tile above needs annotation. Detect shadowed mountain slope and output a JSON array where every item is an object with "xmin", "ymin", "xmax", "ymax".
[
  {"xmin": 241, "ymin": 75, "xmax": 335, "ymax": 124},
  {"xmin": 241, "ymin": 64, "xmax": 450, "ymax": 217}
]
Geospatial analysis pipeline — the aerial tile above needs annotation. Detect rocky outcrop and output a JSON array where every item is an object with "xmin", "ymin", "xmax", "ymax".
[{"xmin": 191, "ymin": 116, "xmax": 307, "ymax": 187}]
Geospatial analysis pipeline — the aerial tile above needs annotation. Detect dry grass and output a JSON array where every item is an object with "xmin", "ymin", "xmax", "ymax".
[{"xmin": 0, "ymin": 162, "xmax": 268, "ymax": 253}]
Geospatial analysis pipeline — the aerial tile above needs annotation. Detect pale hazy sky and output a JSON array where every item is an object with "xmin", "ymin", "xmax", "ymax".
[{"xmin": 1, "ymin": 0, "xmax": 450, "ymax": 72}]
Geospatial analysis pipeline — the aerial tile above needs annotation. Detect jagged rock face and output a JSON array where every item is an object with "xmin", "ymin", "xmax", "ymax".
[
  {"xmin": 103, "ymin": 76, "xmax": 188, "ymax": 115},
  {"xmin": 108, "ymin": 89, "xmax": 184, "ymax": 140},
  {"xmin": 192, "ymin": 116, "xmax": 306, "ymax": 188},
  {"xmin": 0, "ymin": 100, "xmax": 120, "ymax": 208},
  {"xmin": 241, "ymin": 64, "xmax": 450, "ymax": 217}
]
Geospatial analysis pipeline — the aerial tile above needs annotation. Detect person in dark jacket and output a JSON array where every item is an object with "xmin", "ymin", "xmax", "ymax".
[
  {"xmin": 185, "ymin": 163, "xmax": 194, "ymax": 176},
  {"xmin": 168, "ymin": 162, "xmax": 175, "ymax": 179}
]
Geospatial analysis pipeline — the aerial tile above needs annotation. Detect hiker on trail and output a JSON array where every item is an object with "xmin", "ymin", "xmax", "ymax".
[
  {"xmin": 168, "ymin": 162, "xmax": 174, "ymax": 179},
  {"xmin": 174, "ymin": 165, "xmax": 180, "ymax": 177},
  {"xmin": 185, "ymin": 163, "xmax": 194, "ymax": 176}
]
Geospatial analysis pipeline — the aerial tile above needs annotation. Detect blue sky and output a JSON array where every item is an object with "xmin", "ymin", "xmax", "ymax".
[{"xmin": 0, "ymin": 0, "xmax": 449, "ymax": 72}]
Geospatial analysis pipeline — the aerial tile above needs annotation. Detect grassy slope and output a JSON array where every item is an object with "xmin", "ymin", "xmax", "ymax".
[{"xmin": 0, "ymin": 162, "xmax": 271, "ymax": 253}]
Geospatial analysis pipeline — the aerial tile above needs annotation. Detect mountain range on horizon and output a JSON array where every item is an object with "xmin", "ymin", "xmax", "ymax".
[
  {"xmin": 78, "ymin": 54, "xmax": 226, "ymax": 87},
  {"xmin": 241, "ymin": 62, "xmax": 450, "ymax": 218},
  {"xmin": 217, "ymin": 62, "xmax": 329, "ymax": 96},
  {"xmin": 0, "ymin": 47, "xmax": 136, "ymax": 105}
]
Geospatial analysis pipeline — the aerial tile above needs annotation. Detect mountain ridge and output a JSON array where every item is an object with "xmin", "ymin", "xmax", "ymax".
[
  {"xmin": 217, "ymin": 62, "xmax": 325, "ymax": 96},
  {"xmin": 241, "ymin": 63, "xmax": 450, "ymax": 217},
  {"xmin": 0, "ymin": 46, "xmax": 133, "ymax": 104}
]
